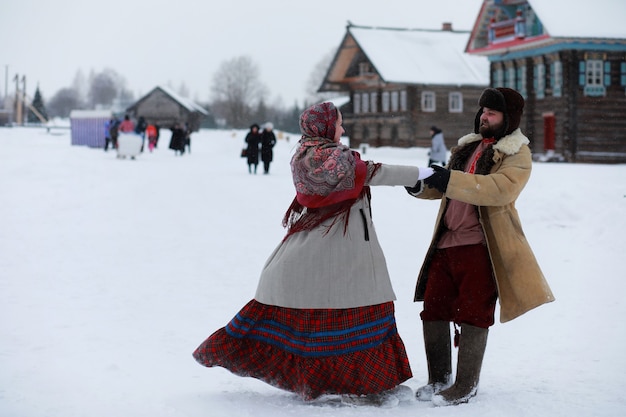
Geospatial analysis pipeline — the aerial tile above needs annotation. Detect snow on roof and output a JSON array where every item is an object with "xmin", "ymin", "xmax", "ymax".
[
  {"xmin": 350, "ymin": 26, "xmax": 490, "ymax": 86},
  {"xmin": 530, "ymin": 0, "xmax": 626, "ymax": 39},
  {"xmin": 154, "ymin": 85, "xmax": 209, "ymax": 115},
  {"xmin": 328, "ymin": 96, "xmax": 351, "ymax": 108},
  {"xmin": 69, "ymin": 110, "xmax": 112, "ymax": 119}
]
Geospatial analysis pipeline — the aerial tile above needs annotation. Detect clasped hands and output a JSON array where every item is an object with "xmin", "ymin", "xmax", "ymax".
[{"xmin": 407, "ymin": 165, "xmax": 451, "ymax": 194}]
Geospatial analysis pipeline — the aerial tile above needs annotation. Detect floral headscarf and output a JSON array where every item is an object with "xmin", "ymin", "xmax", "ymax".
[
  {"xmin": 299, "ymin": 102, "xmax": 337, "ymax": 140},
  {"xmin": 282, "ymin": 102, "xmax": 371, "ymax": 240},
  {"xmin": 291, "ymin": 138, "xmax": 366, "ymax": 208}
]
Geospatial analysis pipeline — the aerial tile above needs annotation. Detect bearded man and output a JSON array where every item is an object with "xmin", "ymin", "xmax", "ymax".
[{"xmin": 406, "ymin": 87, "xmax": 555, "ymax": 406}]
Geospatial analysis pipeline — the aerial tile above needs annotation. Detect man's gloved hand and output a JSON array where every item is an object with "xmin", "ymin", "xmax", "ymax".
[
  {"xmin": 405, "ymin": 182, "xmax": 422, "ymax": 196},
  {"xmin": 405, "ymin": 166, "xmax": 435, "ymax": 196},
  {"xmin": 423, "ymin": 165, "xmax": 450, "ymax": 193}
]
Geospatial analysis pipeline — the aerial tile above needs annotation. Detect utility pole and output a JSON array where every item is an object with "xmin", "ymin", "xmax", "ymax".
[
  {"xmin": 4, "ymin": 65, "xmax": 7, "ymax": 104},
  {"xmin": 14, "ymin": 73, "xmax": 21, "ymax": 125},
  {"xmin": 3, "ymin": 65, "xmax": 7, "ymax": 111},
  {"xmin": 21, "ymin": 75, "xmax": 26, "ymax": 124}
]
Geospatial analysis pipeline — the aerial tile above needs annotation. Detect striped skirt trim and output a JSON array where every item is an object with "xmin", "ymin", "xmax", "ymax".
[
  {"xmin": 193, "ymin": 299, "xmax": 413, "ymax": 399},
  {"xmin": 225, "ymin": 309, "xmax": 397, "ymax": 357}
]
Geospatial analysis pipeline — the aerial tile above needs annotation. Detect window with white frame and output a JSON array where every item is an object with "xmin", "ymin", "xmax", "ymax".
[
  {"xmin": 517, "ymin": 66, "xmax": 527, "ymax": 98},
  {"xmin": 391, "ymin": 91, "xmax": 399, "ymax": 112},
  {"xmin": 382, "ymin": 91, "xmax": 390, "ymax": 112},
  {"xmin": 494, "ymin": 68, "xmax": 504, "ymax": 87},
  {"xmin": 535, "ymin": 63, "xmax": 545, "ymax": 99},
  {"xmin": 361, "ymin": 92, "xmax": 369, "ymax": 113},
  {"xmin": 449, "ymin": 92, "xmax": 463, "ymax": 113},
  {"xmin": 421, "ymin": 91, "xmax": 436, "ymax": 112},
  {"xmin": 359, "ymin": 62, "xmax": 371, "ymax": 75},
  {"xmin": 581, "ymin": 59, "xmax": 606, "ymax": 97},
  {"xmin": 586, "ymin": 60, "xmax": 603, "ymax": 86},
  {"xmin": 507, "ymin": 67, "xmax": 516, "ymax": 89},
  {"xmin": 552, "ymin": 61, "xmax": 562, "ymax": 97},
  {"xmin": 400, "ymin": 90, "xmax": 408, "ymax": 111},
  {"xmin": 353, "ymin": 93, "xmax": 361, "ymax": 114},
  {"xmin": 370, "ymin": 92, "xmax": 378, "ymax": 113}
]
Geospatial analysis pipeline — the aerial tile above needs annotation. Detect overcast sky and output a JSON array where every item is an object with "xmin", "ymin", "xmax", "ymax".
[{"xmin": 1, "ymin": 0, "xmax": 484, "ymax": 106}]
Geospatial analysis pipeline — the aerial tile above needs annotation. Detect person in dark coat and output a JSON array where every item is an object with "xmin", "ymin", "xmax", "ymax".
[
  {"xmin": 154, "ymin": 124, "xmax": 161, "ymax": 148},
  {"xmin": 109, "ymin": 117, "xmax": 120, "ymax": 150},
  {"xmin": 260, "ymin": 122, "xmax": 277, "ymax": 174},
  {"xmin": 169, "ymin": 123, "xmax": 186, "ymax": 156},
  {"xmin": 104, "ymin": 118, "xmax": 113, "ymax": 151},
  {"xmin": 184, "ymin": 123, "xmax": 192, "ymax": 154},
  {"xmin": 135, "ymin": 116, "xmax": 148, "ymax": 152},
  {"xmin": 245, "ymin": 123, "xmax": 262, "ymax": 174}
]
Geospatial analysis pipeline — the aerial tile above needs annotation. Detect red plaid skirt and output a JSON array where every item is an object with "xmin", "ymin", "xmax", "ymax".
[{"xmin": 193, "ymin": 299, "xmax": 412, "ymax": 400}]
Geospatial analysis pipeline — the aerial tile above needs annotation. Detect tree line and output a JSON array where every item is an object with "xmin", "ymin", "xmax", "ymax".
[{"xmin": 28, "ymin": 53, "xmax": 341, "ymax": 133}]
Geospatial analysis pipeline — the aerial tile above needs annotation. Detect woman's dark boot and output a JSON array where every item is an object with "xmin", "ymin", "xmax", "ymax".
[
  {"xmin": 432, "ymin": 324, "xmax": 488, "ymax": 406},
  {"xmin": 415, "ymin": 320, "xmax": 452, "ymax": 401}
]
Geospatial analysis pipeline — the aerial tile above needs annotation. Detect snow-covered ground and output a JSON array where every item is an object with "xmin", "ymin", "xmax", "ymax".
[{"xmin": 1, "ymin": 126, "xmax": 625, "ymax": 417}]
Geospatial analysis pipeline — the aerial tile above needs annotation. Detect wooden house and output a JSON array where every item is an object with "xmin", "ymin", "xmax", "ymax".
[
  {"xmin": 125, "ymin": 86, "xmax": 209, "ymax": 132},
  {"xmin": 318, "ymin": 23, "xmax": 490, "ymax": 149},
  {"xmin": 466, "ymin": 0, "xmax": 626, "ymax": 163}
]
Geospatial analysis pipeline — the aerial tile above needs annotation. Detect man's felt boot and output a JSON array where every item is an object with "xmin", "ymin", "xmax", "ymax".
[
  {"xmin": 415, "ymin": 320, "xmax": 452, "ymax": 401},
  {"xmin": 432, "ymin": 324, "xmax": 488, "ymax": 406}
]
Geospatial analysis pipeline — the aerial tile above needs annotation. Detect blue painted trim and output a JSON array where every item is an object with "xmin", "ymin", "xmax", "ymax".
[
  {"xmin": 244, "ymin": 328, "xmax": 397, "ymax": 357},
  {"xmin": 225, "ymin": 314, "xmax": 398, "ymax": 357},
  {"xmin": 228, "ymin": 313, "xmax": 395, "ymax": 339},
  {"xmin": 488, "ymin": 41, "xmax": 626, "ymax": 62}
]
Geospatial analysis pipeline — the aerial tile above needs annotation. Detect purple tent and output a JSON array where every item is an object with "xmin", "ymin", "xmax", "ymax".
[{"xmin": 69, "ymin": 110, "xmax": 112, "ymax": 148}]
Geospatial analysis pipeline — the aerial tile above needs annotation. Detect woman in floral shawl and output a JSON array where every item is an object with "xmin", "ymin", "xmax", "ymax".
[{"xmin": 193, "ymin": 102, "xmax": 434, "ymax": 405}]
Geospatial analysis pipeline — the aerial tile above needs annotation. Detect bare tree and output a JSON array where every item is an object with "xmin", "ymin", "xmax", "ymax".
[
  {"xmin": 47, "ymin": 87, "xmax": 82, "ymax": 118},
  {"xmin": 71, "ymin": 70, "xmax": 88, "ymax": 104},
  {"xmin": 305, "ymin": 48, "xmax": 343, "ymax": 105},
  {"xmin": 88, "ymin": 68, "xmax": 126, "ymax": 108},
  {"xmin": 177, "ymin": 82, "xmax": 190, "ymax": 98},
  {"xmin": 210, "ymin": 55, "xmax": 267, "ymax": 128}
]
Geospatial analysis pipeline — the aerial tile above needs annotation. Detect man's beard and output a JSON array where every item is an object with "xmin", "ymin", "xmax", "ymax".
[{"xmin": 479, "ymin": 121, "xmax": 503, "ymax": 139}]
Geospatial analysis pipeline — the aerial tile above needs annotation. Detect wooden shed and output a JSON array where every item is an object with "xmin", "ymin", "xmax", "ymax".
[
  {"xmin": 319, "ymin": 22, "xmax": 490, "ymax": 149},
  {"xmin": 125, "ymin": 86, "xmax": 209, "ymax": 132},
  {"xmin": 69, "ymin": 110, "xmax": 112, "ymax": 148},
  {"xmin": 466, "ymin": 0, "xmax": 626, "ymax": 163}
]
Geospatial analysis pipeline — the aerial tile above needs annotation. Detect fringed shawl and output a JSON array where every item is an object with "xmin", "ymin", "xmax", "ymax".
[{"xmin": 282, "ymin": 137, "xmax": 369, "ymax": 240}]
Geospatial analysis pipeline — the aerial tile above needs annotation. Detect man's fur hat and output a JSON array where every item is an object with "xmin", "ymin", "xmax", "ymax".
[{"xmin": 474, "ymin": 87, "xmax": 525, "ymax": 139}]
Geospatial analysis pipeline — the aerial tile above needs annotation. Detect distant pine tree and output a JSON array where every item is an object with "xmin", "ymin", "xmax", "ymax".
[{"xmin": 28, "ymin": 86, "xmax": 48, "ymax": 123}]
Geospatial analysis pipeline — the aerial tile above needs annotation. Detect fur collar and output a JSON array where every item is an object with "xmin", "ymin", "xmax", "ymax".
[
  {"xmin": 449, "ymin": 128, "xmax": 529, "ymax": 175},
  {"xmin": 457, "ymin": 128, "xmax": 529, "ymax": 155}
]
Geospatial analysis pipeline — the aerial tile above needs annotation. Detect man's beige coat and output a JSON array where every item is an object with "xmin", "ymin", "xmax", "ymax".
[{"xmin": 413, "ymin": 129, "xmax": 555, "ymax": 323}]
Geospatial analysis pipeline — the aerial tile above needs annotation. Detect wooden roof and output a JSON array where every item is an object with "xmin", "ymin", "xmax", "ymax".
[
  {"xmin": 127, "ymin": 86, "xmax": 208, "ymax": 115},
  {"xmin": 466, "ymin": 0, "xmax": 626, "ymax": 57},
  {"xmin": 320, "ymin": 23, "xmax": 489, "ymax": 92}
]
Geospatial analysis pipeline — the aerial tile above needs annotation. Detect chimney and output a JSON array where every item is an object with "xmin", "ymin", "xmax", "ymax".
[{"xmin": 442, "ymin": 22, "xmax": 453, "ymax": 31}]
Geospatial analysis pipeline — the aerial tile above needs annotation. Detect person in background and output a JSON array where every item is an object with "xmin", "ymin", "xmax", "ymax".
[
  {"xmin": 184, "ymin": 122, "xmax": 192, "ymax": 154},
  {"xmin": 109, "ymin": 116, "xmax": 120, "ymax": 150},
  {"xmin": 146, "ymin": 123, "xmax": 158, "ymax": 152},
  {"xmin": 154, "ymin": 123, "xmax": 161, "ymax": 149},
  {"xmin": 260, "ymin": 122, "xmax": 277, "ymax": 174},
  {"xmin": 104, "ymin": 118, "xmax": 112, "ymax": 151},
  {"xmin": 168, "ymin": 122, "xmax": 186, "ymax": 156},
  {"xmin": 428, "ymin": 125, "xmax": 447, "ymax": 167},
  {"xmin": 135, "ymin": 116, "xmax": 147, "ymax": 135},
  {"xmin": 119, "ymin": 115, "xmax": 135, "ymax": 133},
  {"xmin": 405, "ymin": 88, "xmax": 555, "ymax": 406},
  {"xmin": 135, "ymin": 116, "xmax": 148, "ymax": 152},
  {"xmin": 193, "ymin": 102, "xmax": 436, "ymax": 406},
  {"xmin": 244, "ymin": 123, "xmax": 261, "ymax": 174}
]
